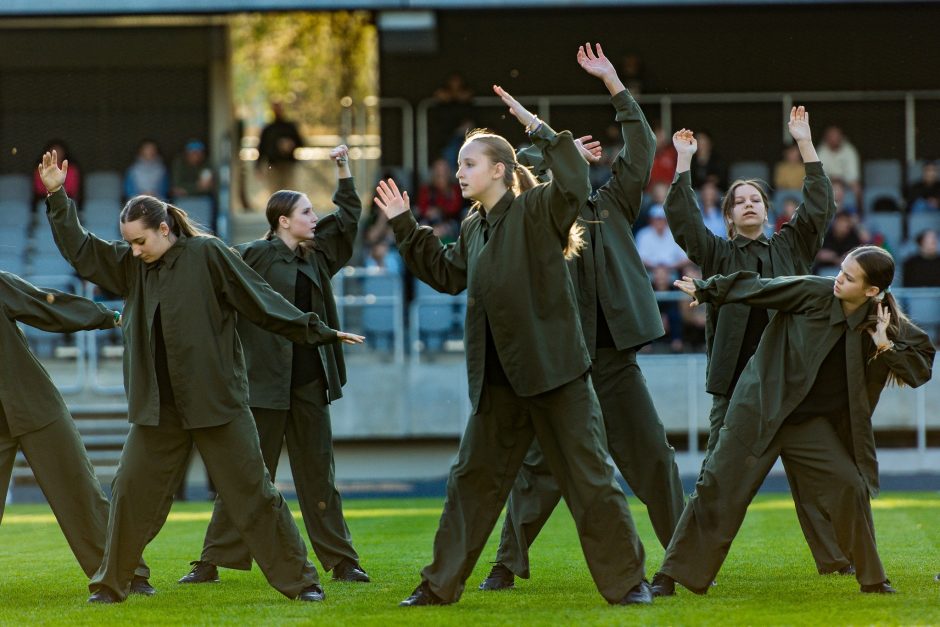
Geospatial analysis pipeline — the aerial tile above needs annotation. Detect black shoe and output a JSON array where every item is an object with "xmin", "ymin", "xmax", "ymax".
[
  {"xmin": 129, "ymin": 576, "xmax": 156, "ymax": 596},
  {"xmin": 178, "ymin": 560, "xmax": 219, "ymax": 584},
  {"xmin": 87, "ymin": 587, "xmax": 122, "ymax": 604},
  {"xmin": 838, "ymin": 564, "xmax": 856, "ymax": 576},
  {"xmin": 613, "ymin": 580, "xmax": 653, "ymax": 605},
  {"xmin": 332, "ymin": 559, "xmax": 370, "ymax": 583},
  {"xmin": 650, "ymin": 572, "xmax": 675, "ymax": 597},
  {"xmin": 861, "ymin": 580, "xmax": 897, "ymax": 594},
  {"xmin": 299, "ymin": 584, "xmax": 325, "ymax": 602},
  {"xmin": 478, "ymin": 563, "xmax": 515, "ymax": 591},
  {"xmin": 400, "ymin": 581, "xmax": 448, "ymax": 606}
]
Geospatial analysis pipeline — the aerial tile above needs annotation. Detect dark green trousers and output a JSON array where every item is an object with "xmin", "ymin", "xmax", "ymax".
[
  {"xmin": 662, "ymin": 416, "xmax": 885, "ymax": 592},
  {"xmin": 89, "ymin": 403, "xmax": 318, "ymax": 600},
  {"xmin": 702, "ymin": 394, "xmax": 850, "ymax": 573},
  {"xmin": 421, "ymin": 374, "xmax": 646, "ymax": 604},
  {"xmin": 201, "ymin": 379, "xmax": 359, "ymax": 572},
  {"xmin": 0, "ymin": 414, "xmax": 149, "ymax": 580},
  {"xmin": 495, "ymin": 348, "xmax": 684, "ymax": 579}
]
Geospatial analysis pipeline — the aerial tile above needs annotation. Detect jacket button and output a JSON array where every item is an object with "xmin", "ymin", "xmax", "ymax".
[{"xmin": 600, "ymin": 209, "xmax": 610, "ymax": 219}]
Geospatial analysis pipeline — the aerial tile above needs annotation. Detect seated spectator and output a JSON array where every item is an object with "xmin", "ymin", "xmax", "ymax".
[
  {"xmin": 814, "ymin": 210, "xmax": 864, "ymax": 273},
  {"xmin": 647, "ymin": 124, "xmax": 677, "ymax": 190},
  {"xmin": 170, "ymin": 139, "xmax": 214, "ymax": 200},
  {"xmin": 650, "ymin": 265, "xmax": 683, "ymax": 353},
  {"xmin": 773, "ymin": 143, "xmax": 805, "ymax": 191},
  {"xmin": 831, "ymin": 177, "xmax": 859, "ymax": 215},
  {"xmin": 907, "ymin": 160, "xmax": 940, "ymax": 213},
  {"xmin": 679, "ymin": 263, "xmax": 707, "ymax": 351},
  {"xmin": 620, "ymin": 51, "xmax": 645, "ymax": 94},
  {"xmin": 638, "ymin": 181, "xmax": 669, "ymax": 230},
  {"xmin": 699, "ymin": 180, "xmax": 726, "ymax": 238},
  {"xmin": 417, "ymin": 158, "xmax": 464, "ymax": 223},
  {"xmin": 636, "ymin": 205, "xmax": 689, "ymax": 271},
  {"xmin": 433, "ymin": 73, "xmax": 474, "ymax": 104},
  {"xmin": 124, "ymin": 138, "xmax": 168, "ymax": 200},
  {"xmin": 774, "ymin": 197, "xmax": 800, "ymax": 233},
  {"xmin": 364, "ymin": 240, "xmax": 403, "ymax": 276},
  {"xmin": 816, "ymin": 125, "xmax": 861, "ymax": 203},
  {"xmin": 690, "ymin": 131, "xmax": 727, "ymax": 190},
  {"xmin": 903, "ymin": 229, "xmax": 940, "ymax": 287},
  {"xmin": 33, "ymin": 140, "xmax": 81, "ymax": 204}
]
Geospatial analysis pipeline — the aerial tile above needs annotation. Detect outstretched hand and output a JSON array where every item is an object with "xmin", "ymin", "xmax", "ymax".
[
  {"xmin": 575, "ymin": 135, "xmax": 603, "ymax": 164},
  {"xmin": 337, "ymin": 331, "xmax": 366, "ymax": 345},
  {"xmin": 788, "ymin": 106, "xmax": 811, "ymax": 143},
  {"xmin": 374, "ymin": 179, "xmax": 411, "ymax": 219},
  {"xmin": 38, "ymin": 150, "xmax": 68, "ymax": 194},
  {"xmin": 868, "ymin": 301, "xmax": 891, "ymax": 346},
  {"xmin": 577, "ymin": 42, "xmax": 616, "ymax": 79},
  {"xmin": 673, "ymin": 276, "xmax": 701, "ymax": 307},
  {"xmin": 672, "ymin": 129, "xmax": 698, "ymax": 156},
  {"xmin": 493, "ymin": 85, "xmax": 538, "ymax": 128}
]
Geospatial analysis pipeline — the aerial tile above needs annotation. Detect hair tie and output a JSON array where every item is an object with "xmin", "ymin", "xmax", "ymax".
[{"xmin": 874, "ymin": 290, "xmax": 886, "ymax": 302}]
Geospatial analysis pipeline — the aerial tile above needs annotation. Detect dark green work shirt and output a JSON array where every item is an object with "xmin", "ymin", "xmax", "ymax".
[
  {"xmin": 665, "ymin": 161, "xmax": 836, "ymax": 396},
  {"xmin": 693, "ymin": 272, "xmax": 936, "ymax": 496},
  {"xmin": 235, "ymin": 177, "xmax": 361, "ymax": 408},
  {"xmin": 518, "ymin": 90, "xmax": 664, "ymax": 356},
  {"xmin": 390, "ymin": 124, "xmax": 592, "ymax": 412},
  {"xmin": 45, "ymin": 188, "xmax": 338, "ymax": 429},
  {"xmin": 0, "ymin": 271, "xmax": 116, "ymax": 437}
]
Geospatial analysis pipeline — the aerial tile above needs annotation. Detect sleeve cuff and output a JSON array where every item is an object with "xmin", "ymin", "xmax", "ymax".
[
  {"xmin": 389, "ymin": 210, "xmax": 419, "ymax": 242},
  {"xmin": 337, "ymin": 177, "xmax": 355, "ymax": 191},
  {"xmin": 673, "ymin": 170, "xmax": 693, "ymax": 186},
  {"xmin": 804, "ymin": 161, "xmax": 824, "ymax": 175},
  {"xmin": 529, "ymin": 121, "xmax": 558, "ymax": 144},
  {"xmin": 44, "ymin": 187, "xmax": 68, "ymax": 210}
]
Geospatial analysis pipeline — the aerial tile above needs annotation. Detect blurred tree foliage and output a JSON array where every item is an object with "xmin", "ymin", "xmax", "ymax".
[{"xmin": 231, "ymin": 11, "xmax": 378, "ymax": 135}]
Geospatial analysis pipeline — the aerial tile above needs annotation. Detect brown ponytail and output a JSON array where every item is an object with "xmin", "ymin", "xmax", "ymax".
[{"xmin": 120, "ymin": 195, "xmax": 212, "ymax": 238}]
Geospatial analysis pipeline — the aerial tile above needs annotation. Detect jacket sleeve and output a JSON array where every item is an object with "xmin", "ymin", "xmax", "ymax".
[
  {"xmin": 665, "ymin": 170, "xmax": 726, "ymax": 272},
  {"xmin": 773, "ymin": 162, "xmax": 836, "ymax": 267},
  {"xmin": 389, "ymin": 211, "xmax": 468, "ymax": 295},
  {"xmin": 0, "ymin": 272, "xmax": 116, "ymax": 332},
  {"xmin": 44, "ymin": 188, "xmax": 133, "ymax": 296},
  {"xmin": 520, "ymin": 124, "xmax": 591, "ymax": 241},
  {"xmin": 693, "ymin": 273, "xmax": 831, "ymax": 313},
  {"xmin": 874, "ymin": 320, "xmax": 936, "ymax": 388},
  {"xmin": 207, "ymin": 239, "xmax": 338, "ymax": 346},
  {"xmin": 593, "ymin": 90, "xmax": 656, "ymax": 224},
  {"xmin": 312, "ymin": 177, "xmax": 362, "ymax": 276}
]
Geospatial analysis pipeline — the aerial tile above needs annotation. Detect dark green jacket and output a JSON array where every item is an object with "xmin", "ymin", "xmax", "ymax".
[
  {"xmin": 235, "ymin": 177, "xmax": 360, "ymax": 409},
  {"xmin": 0, "ymin": 271, "xmax": 116, "ymax": 437},
  {"xmin": 518, "ymin": 89, "xmax": 663, "ymax": 355},
  {"xmin": 694, "ymin": 272, "xmax": 935, "ymax": 496},
  {"xmin": 45, "ymin": 188, "xmax": 338, "ymax": 429},
  {"xmin": 390, "ymin": 124, "xmax": 591, "ymax": 412},
  {"xmin": 665, "ymin": 161, "xmax": 836, "ymax": 395}
]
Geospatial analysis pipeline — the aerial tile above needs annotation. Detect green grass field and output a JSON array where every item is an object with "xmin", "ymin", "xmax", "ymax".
[{"xmin": 1, "ymin": 493, "xmax": 939, "ymax": 625}]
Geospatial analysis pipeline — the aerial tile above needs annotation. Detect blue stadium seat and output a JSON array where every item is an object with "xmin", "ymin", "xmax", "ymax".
[
  {"xmin": 863, "ymin": 159, "xmax": 903, "ymax": 189},
  {"xmin": 361, "ymin": 273, "xmax": 397, "ymax": 352},
  {"xmin": 905, "ymin": 292, "xmax": 940, "ymax": 343},
  {"xmin": 0, "ymin": 200, "xmax": 31, "ymax": 229},
  {"xmin": 862, "ymin": 186, "xmax": 904, "ymax": 214},
  {"xmin": 0, "ymin": 174, "xmax": 31, "ymax": 203},
  {"xmin": 84, "ymin": 171, "xmax": 123, "ymax": 202},
  {"xmin": 907, "ymin": 159, "xmax": 926, "ymax": 186},
  {"xmin": 414, "ymin": 280, "xmax": 457, "ymax": 353},
  {"xmin": 772, "ymin": 189, "xmax": 802, "ymax": 210},
  {"xmin": 729, "ymin": 161, "xmax": 770, "ymax": 183},
  {"xmin": 908, "ymin": 213, "xmax": 940, "ymax": 240},
  {"xmin": 175, "ymin": 196, "xmax": 214, "ymax": 232},
  {"xmin": 863, "ymin": 213, "xmax": 904, "ymax": 251}
]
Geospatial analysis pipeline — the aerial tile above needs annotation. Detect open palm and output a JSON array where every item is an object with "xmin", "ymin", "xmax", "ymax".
[
  {"xmin": 577, "ymin": 42, "xmax": 614, "ymax": 79},
  {"xmin": 38, "ymin": 150, "xmax": 68, "ymax": 193},
  {"xmin": 788, "ymin": 106, "xmax": 812, "ymax": 142}
]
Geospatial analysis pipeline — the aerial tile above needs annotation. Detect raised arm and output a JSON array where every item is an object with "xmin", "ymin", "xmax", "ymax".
[
  {"xmin": 867, "ymin": 304, "xmax": 935, "ymax": 388},
  {"xmin": 376, "ymin": 179, "xmax": 468, "ymax": 295},
  {"xmin": 208, "ymin": 239, "xmax": 362, "ymax": 346},
  {"xmin": 579, "ymin": 42, "xmax": 655, "ymax": 224},
  {"xmin": 774, "ymin": 107, "xmax": 836, "ymax": 266},
  {"xmin": 40, "ymin": 150, "xmax": 133, "ymax": 296},
  {"xmin": 665, "ymin": 130, "xmax": 726, "ymax": 271},
  {"xmin": 493, "ymin": 84, "xmax": 590, "ymax": 238},
  {"xmin": 0, "ymin": 272, "xmax": 117, "ymax": 333},
  {"xmin": 675, "ymin": 272, "xmax": 831, "ymax": 313},
  {"xmin": 312, "ymin": 145, "xmax": 362, "ymax": 275}
]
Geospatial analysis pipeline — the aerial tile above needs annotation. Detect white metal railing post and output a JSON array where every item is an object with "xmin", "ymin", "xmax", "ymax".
[
  {"xmin": 687, "ymin": 354, "xmax": 699, "ymax": 455},
  {"xmin": 905, "ymin": 92, "xmax": 917, "ymax": 164}
]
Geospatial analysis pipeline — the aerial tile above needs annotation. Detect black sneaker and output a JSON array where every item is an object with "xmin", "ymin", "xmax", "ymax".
[
  {"xmin": 299, "ymin": 584, "xmax": 325, "ymax": 602},
  {"xmin": 861, "ymin": 580, "xmax": 897, "ymax": 594},
  {"xmin": 478, "ymin": 563, "xmax": 515, "ymax": 591},
  {"xmin": 613, "ymin": 580, "xmax": 653, "ymax": 605},
  {"xmin": 838, "ymin": 564, "xmax": 856, "ymax": 576},
  {"xmin": 178, "ymin": 560, "xmax": 220, "ymax": 584},
  {"xmin": 332, "ymin": 559, "xmax": 371, "ymax": 583},
  {"xmin": 129, "ymin": 575, "xmax": 156, "ymax": 596},
  {"xmin": 651, "ymin": 572, "xmax": 675, "ymax": 597},
  {"xmin": 400, "ymin": 581, "xmax": 448, "ymax": 606}
]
